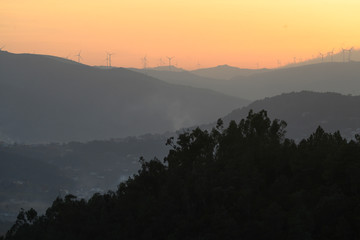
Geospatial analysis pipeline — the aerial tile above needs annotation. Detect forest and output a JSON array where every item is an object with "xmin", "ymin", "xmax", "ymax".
[{"xmin": 2, "ymin": 110, "xmax": 360, "ymax": 240}]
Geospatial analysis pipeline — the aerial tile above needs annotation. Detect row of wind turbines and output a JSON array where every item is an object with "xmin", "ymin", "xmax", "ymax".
[
  {"xmin": 318, "ymin": 47, "xmax": 354, "ymax": 63},
  {"xmin": 2, "ymin": 44, "xmax": 357, "ymax": 69},
  {"xmin": 286, "ymin": 47, "xmax": 356, "ymax": 67},
  {"xmin": 142, "ymin": 56, "xmax": 175, "ymax": 70},
  {"xmin": 73, "ymin": 51, "xmax": 176, "ymax": 70},
  {"xmin": 70, "ymin": 51, "xmax": 114, "ymax": 68}
]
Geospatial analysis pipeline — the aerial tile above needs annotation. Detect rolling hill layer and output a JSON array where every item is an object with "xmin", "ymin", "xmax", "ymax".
[
  {"xmin": 0, "ymin": 51, "xmax": 249, "ymax": 143},
  {"xmin": 220, "ymin": 91, "xmax": 360, "ymax": 141}
]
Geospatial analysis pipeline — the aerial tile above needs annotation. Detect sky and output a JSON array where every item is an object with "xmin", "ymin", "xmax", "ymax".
[{"xmin": 1, "ymin": 0, "xmax": 359, "ymax": 69}]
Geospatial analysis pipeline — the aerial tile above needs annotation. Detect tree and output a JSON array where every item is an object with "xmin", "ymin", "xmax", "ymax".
[{"xmin": 3, "ymin": 110, "xmax": 360, "ymax": 240}]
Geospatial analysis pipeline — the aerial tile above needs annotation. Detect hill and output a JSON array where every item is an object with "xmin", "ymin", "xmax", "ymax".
[
  {"xmin": 228, "ymin": 62, "xmax": 360, "ymax": 100},
  {"xmin": 130, "ymin": 68, "xmax": 228, "ymax": 91},
  {"xmin": 220, "ymin": 91, "xmax": 360, "ymax": 141},
  {"xmin": 0, "ymin": 133, "xmax": 171, "ymax": 235},
  {"xmin": 3, "ymin": 111, "xmax": 360, "ymax": 239},
  {"xmin": 2, "ymin": 91, "xmax": 360, "ymax": 235},
  {"xmin": 131, "ymin": 66, "xmax": 269, "ymax": 99},
  {"xmin": 132, "ymin": 62, "xmax": 360, "ymax": 100},
  {"xmin": 280, "ymin": 48, "xmax": 360, "ymax": 68},
  {"xmin": 0, "ymin": 150, "xmax": 73, "ymax": 234},
  {"xmin": 190, "ymin": 64, "xmax": 269, "ymax": 80},
  {"xmin": 0, "ymin": 51, "xmax": 249, "ymax": 143}
]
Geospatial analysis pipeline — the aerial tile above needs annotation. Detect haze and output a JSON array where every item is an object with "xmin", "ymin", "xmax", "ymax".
[
  {"xmin": 2, "ymin": 0, "xmax": 360, "ymax": 238},
  {"xmin": 1, "ymin": 0, "xmax": 360, "ymax": 69}
]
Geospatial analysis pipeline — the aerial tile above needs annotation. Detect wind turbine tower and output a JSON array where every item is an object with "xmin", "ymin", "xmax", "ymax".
[
  {"xmin": 348, "ymin": 47, "xmax": 354, "ymax": 62},
  {"xmin": 75, "ymin": 51, "xmax": 82, "ymax": 63},
  {"xmin": 142, "ymin": 55, "xmax": 148, "ymax": 70},
  {"xmin": 166, "ymin": 56, "xmax": 175, "ymax": 70},
  {"xmin": 319, "ymin": 52, "xmax": 325, "ymax": 62},
  {"xmin": 327, "ymin": 49, "xmax": 334, "ymax": 62},
  {"xmin": 158, "ymin": 58, "xmax": 165, "ymax": 67},
  {"xmin": 342, "ymin": 47, "xmax": 354, "ymax": 62},
  {"xmin": 106, "ymin": 52, "xmax": 114, "ymax": 68},
  {"xmin": 342, "ymin": 48, "xmax": 346, "ymax": 62},
  {"xmin": 105, "ymin": 53, "xmax": 109, "ymax": 68}
]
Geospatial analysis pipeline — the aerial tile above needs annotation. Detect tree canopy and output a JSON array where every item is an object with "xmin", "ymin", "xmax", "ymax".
[{"xmin": 2, "ymin": 110, "xmax": 360, "ymax": 240}]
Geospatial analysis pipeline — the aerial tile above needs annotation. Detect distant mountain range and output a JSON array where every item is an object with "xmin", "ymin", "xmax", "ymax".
[
  {"xmin": 130, "ymin": 68, "xmax": 223, "ymax": 90},
  {"xmin": 281, "ymin": 48, "xmax": 360, "ymax": 68},
  {"xmin": 135, "ymin": 64, "xmax": 269, "ymax": 79},
  {"xmin": 190, "ymin": 64, "xmax": 269, "ymax": 79},
  {"xmin": 133, "ymin": 62, "xmax": 360, "ymax": 100},
  {"xmin": 131, "ymin": 65, "xmax": 269, "ymax": 98},
  {"xmin": 0, "ymin": 51, "xmax": 249, "ymax": 143},
  {"xmin": 228, "ymin": 62, "xmax": 360, "ymax": 100}
]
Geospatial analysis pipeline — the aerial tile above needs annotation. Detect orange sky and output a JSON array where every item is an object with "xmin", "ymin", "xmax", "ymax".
[{"xmin": 1, "ymin": 0, "xmax": 359, "ymax": 69}]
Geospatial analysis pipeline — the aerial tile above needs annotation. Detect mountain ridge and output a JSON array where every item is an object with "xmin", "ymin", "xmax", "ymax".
[
  {"xmin": 218, "ymin": 91, "xmax": 360, "ymax": 141},
  {"xmin": 0, "ymin": 51, "xmax": 249, "ymax": 143}
]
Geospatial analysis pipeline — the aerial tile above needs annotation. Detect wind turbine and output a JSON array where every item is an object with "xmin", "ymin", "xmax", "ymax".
[
  {"xmin": 326, "ymin": 49, "xmax": 334, "ymax": 62},
  {"xmin": 341, "ymin": 47, "xmax": 354, "ymax": 62},
  {"xmin": 158, "ymin": 58, "xmax": 165, "ymax": 67},
  {"xmin": 342, "ymin": 48, "xmax": 346, "ymax": 62},
  {"xmin": 293, "ymin": 57, "xmax": 297, "ymax": 64},
  {"xmin": 142, "ymin": 55, "xmax": 148, "ymax": 70},
  {"xmin": 348, "ymin": 47, "xmax": 354, "ymax": 62},
  {"xmin": 75, "ymin": 51, "xmax": 82, "ymax": 63},
  {"xmin": 106, "ymin": 52, "xmax": 114, "ymax": 68},
  {"xmin": 319, "ymin": 52, "xmax": 325, "ymax": 62},
  {"xmin": 166, "ymin": 56, "xmax": 174, "ymax": 70},
  {"xmin": 105, "ymin": 53, "xmax": 109, "ymax": 68}
]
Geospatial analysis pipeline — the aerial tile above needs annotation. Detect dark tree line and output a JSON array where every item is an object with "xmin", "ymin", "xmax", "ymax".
[{"xmin": 2, "ymin": 110, "xmax": 360, "ymax": 240}]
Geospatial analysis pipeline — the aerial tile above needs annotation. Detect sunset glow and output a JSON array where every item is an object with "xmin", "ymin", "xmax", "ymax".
[{"xmin": 1, "ymin": 0, "xmax": 360, "ymax": 69}]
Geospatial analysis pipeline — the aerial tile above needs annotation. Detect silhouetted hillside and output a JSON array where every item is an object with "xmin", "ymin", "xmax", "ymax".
[
  {"xmin": 131, "ymin": 68, "xmax": 228, "ymax": 91},
  {"xmin": 0, "ymin": 133, "xmax": 171, "ymax": 235},
  {"xmin": 220, "ymin": 91, "xmax": 360, "ymax": 141},
  {"xmin": 3, "ymin": 111, "xmax": 360, "ymax": 239},
  {"xmin": 0, "ymin": 51, "xmax": 248, "ymax": 143},
  {"xmin": 133, "ymin": 62, "xmax": 360, "ymax": 100},
  {"xmin": 281, "ymin": 48, "xmax": 360, "ymax": 68},
  {"xmin": 228, "ymin": 62, "xmax": 360, "ymax": 100},
  {"xmin": 0, "ymin": 150, "xmax": 73, "ymax": 233},
  {"xmin": 2, "ymin": 91, "xmax": 359, "ymax": 231},
  {"xmin": 2, "ymin": 134, "xmax": 170, "ymax": 195},
  {"xmin": 191, "ymin": 64, "xmax": 269, "ymax": 79}
]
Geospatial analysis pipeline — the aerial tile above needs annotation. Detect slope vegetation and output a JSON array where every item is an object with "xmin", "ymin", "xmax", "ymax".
[
  {"xmin": 221, "ymin": 91, "xmax": 360, "ymax": 141},
  {"xmin": 3, "ymin": 111, "xmax": 360, "ymax": 240}
]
